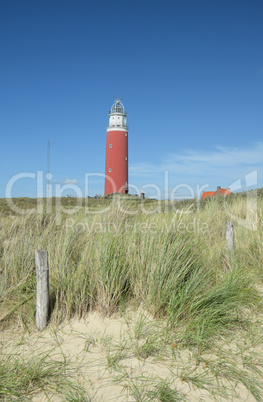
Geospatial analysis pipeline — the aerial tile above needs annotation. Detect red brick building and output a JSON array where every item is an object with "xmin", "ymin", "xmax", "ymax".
[
  {"xmin": 104, "ymin": 98, "xmax": 128, "ymax": 195},
  {"xmin": 201, "ymin": 186, "xmax": 232, "ymax": 200}
]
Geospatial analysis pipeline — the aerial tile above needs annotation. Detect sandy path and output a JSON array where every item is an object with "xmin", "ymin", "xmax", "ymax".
[{"xmin": 1, "ymin": 310, "xmax": 259, "ymax": 401}]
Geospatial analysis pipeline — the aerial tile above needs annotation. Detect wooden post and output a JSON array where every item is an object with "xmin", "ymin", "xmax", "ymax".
[
  {"xmin": 35, "ymin": 250, "xmax": 49, "ymax": 331},
  {"xmin": 226, "ymin": 221, "xmax": 234, "ymax": 258}
]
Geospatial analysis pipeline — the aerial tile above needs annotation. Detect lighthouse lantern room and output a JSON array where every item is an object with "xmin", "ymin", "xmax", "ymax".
[{"xmin": 104, "ymin": 98, "xmax": 128, "ymax": 195}]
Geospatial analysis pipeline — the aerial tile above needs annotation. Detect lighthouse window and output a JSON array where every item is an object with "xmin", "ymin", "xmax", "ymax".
[
  {"xmin": 125, "ymin": 133, "xmax": 127, "ymax": 136},
  {"xmin": 109, "ymin": 168, "xmax": 111, "ymax": 172},
  {"xmin": 125, "ymin": 156, "xmax": 127, "ymax": 160},
  {"xmin": 109, "ymin": 144, "xmax": 112, "ymax": 148}
]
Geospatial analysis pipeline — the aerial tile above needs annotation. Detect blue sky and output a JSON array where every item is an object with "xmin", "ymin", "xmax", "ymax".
[{"xmin": 1, "ymin": 0, "xmax": 263, "ymax": 199}]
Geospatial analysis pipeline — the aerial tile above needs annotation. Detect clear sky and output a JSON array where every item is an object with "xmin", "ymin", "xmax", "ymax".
[{"xmin": 1, "ymin": 0, "xmax": 263, "ymax": 199}]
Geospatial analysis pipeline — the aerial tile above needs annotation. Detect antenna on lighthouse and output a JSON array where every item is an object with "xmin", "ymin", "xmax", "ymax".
[
  {"xmin": 46, "ymin": 140, "xmax": 51, "ymax": 198},
  {"xmin": 113, "ymin": 96, "xmax": 123, "ymax": 102}
]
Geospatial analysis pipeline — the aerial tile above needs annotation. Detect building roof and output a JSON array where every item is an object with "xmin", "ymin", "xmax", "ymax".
[
  {"xmin": 201, "ymin": 186, "xmax": 232, "ymax": 200},
  {"xmin": 201, "ymin": 191, "xmax": 216, "ymax": 199}
]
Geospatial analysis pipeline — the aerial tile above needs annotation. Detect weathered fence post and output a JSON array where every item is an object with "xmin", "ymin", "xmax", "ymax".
[
  {"xmin": 226, "ymin": 221, "xmax": 234, "ymax": 258},
  {"xmin": 35, "ymin": 250, "xmax": 49, "ymax": 331}
]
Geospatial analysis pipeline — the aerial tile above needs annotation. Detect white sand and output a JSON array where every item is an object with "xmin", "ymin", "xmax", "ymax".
[{"xmin": 1, "ymin": 310, "xmax": 260, "ymax": 401}]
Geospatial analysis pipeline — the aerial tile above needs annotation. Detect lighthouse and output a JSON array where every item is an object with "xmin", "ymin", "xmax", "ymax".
[{"xmin": 104, "ymin": 98, "xmax": 128, "ymax": 195}]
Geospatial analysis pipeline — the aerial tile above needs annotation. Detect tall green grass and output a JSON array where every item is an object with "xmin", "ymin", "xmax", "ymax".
[{"xmin": 0, "ymin": 193, "xmax": 262, "ymax": 345}]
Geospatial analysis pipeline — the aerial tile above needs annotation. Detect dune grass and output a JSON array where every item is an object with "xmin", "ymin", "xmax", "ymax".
[
  {"xmin": 1, "ymin": 193, "xmax": 262, "ymax": 338},
  {"xmin": 0, "ymin": 192, "xmax": 263, "ymax": 399},
  {"xmin": 0, "ymin": 345, "xmax": 89, "ymax": 400}
]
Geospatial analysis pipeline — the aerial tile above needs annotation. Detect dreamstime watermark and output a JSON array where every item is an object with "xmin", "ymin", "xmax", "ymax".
[{"xmin": 4, "ymin": 169, "xmax": 259, "ymax": 230}]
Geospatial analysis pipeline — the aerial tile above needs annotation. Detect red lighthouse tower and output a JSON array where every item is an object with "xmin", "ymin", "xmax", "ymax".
[{"xmin": 104, "ymin": 98, "xmax": 128, "ymax": 195}]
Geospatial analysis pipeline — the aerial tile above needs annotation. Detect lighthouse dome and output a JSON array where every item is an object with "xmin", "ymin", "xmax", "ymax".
[
  {"xmin": 107, "ymin": 98, "xmax": 128, "ymax": 130},
  {"xmin": 110, "ymin": 98, "xmax": 126, "ymax": 115}
]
